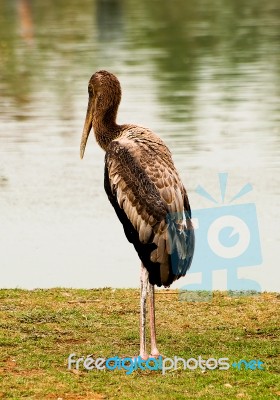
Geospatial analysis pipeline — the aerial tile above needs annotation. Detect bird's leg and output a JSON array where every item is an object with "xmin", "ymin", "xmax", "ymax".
[
  {"xmin": 139, "ymin": 263, "xmax": 149, "ymax": 360},
  {"xmin": 149, "ymin": 283, "xmax": 160, "ymax": 357}
]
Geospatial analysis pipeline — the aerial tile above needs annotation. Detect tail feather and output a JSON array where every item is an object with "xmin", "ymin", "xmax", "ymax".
[
  {"xmin": 166, "ymin": 211, "xmax": 195, "ymax": 277},
  {"xmin": 149, "ymin": 211, "xmax": 194, "ymax": 287}
]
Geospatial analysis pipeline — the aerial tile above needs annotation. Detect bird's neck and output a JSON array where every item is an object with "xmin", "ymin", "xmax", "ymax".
[{"xmin": 93, "ymin": 108, "xmax": 121, "ymax": 151}]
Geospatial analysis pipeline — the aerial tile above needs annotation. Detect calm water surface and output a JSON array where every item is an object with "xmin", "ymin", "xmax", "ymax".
[{"xmin": 0, "ymin": 0, "xmax": 279, "ymax": 290}]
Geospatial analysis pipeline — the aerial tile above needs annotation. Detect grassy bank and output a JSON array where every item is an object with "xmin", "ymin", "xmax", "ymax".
[{"xmin": 0, "ymin": 289, "xmax": 279, "ymax": 399}]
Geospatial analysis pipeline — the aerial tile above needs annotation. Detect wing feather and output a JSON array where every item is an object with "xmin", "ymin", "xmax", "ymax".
[{"xmin": 104, "ymin": 129, "xmax": 194, "ymax": 286}]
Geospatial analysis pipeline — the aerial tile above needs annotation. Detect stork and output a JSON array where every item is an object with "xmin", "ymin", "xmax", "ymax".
[{"xmin": 80, "ymin": 70, "xmax": 194, "ymax": 359}]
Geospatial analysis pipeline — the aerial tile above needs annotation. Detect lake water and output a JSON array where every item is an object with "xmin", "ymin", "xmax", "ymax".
[{"xmin": 0, "ymin": 0, "xmax": 279, "ymax": 290}]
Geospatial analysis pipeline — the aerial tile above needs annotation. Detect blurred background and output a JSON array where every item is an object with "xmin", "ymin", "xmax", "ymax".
[{"xmin": 0, "ymin": 0, "xmax": 279, "ymax": 290}]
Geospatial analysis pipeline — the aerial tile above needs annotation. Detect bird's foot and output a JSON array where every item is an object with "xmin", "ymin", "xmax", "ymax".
[
  {"xmin": 120, "ymin": 354, "xmax": 149, "ymax": 362},
  {"xmin": 149, "ymin": 347, "xmax": 162, "ymax": 359},
  {"xmin": 133, "ymin": 353, "xmax": 163, "ymax": 360},
  {"xmin": 139, "ymin": 352, "xmax": 149, "ymax": 361}
]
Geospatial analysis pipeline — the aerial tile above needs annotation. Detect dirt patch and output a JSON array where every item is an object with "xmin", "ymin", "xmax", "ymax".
[
  {"xmin": 45, "ymin": 393, "xmax": 106, "ymax": 400},
  {"xmin": 0, "ymin": 358, "xmax": 44, "ymax": 377}
]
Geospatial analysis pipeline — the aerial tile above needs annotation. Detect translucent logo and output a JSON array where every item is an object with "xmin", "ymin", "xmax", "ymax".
[{"xmin": 178, "ymin": 173, "xmax": 262, "ymax": 301}]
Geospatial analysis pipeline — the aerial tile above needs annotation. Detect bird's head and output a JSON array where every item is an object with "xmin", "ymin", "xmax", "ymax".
[{"xmin": 80, "ymin": 70, "xmax": 122, "ymax": 158}]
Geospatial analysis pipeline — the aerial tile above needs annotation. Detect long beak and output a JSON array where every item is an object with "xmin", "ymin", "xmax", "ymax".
[{"xmin": 80, "ymin": 98, "xmax": 93, "ymax": 159}]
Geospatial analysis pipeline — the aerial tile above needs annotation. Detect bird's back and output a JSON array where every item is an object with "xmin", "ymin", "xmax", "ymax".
[{"xmin": 104, "ymin": 125, "xmax": 194, "ymax": 287}]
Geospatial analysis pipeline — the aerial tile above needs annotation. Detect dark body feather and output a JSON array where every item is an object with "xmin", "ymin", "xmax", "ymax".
[{"xmin": 104, "ymin": 125, "xmax": 194, "ymax": 287}]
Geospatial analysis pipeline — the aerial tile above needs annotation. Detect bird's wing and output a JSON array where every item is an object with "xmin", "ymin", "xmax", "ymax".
[{"xmin": 105, "ymin": 131, "xmax": 194, "ymax": 286}]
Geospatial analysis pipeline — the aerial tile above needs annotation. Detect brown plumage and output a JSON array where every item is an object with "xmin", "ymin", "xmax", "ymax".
[{"xmin": 80, "ymin": 70, "xmax": 194, "ymax": 358}]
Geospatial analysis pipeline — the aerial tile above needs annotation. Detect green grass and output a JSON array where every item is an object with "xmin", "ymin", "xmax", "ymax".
[{"xmin": 0, "ymin": 289, "xmax": 279, "ymax": 399}]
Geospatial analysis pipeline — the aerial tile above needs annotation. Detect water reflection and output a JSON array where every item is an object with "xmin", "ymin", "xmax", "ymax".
[
  {"xmin": 96, "ymin": 0, "xmax": 124, "ymax": 42},
  {"xmin": 17, "ymin": 0, "xmax": 34, "ymax": 44},
  {"xmin": 0, "ymin": 0, "xmax": 279, "ymax": 290}
]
